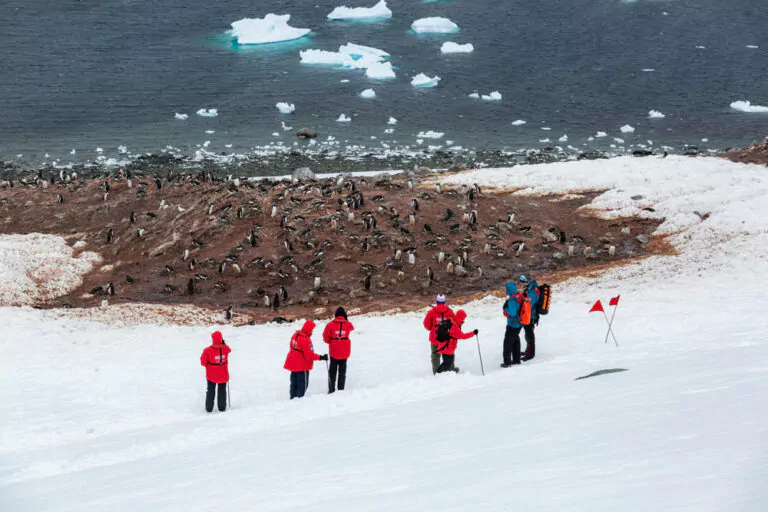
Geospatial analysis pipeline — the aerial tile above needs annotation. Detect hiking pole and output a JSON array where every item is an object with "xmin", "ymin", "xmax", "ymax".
[
  {"xmin": 475, "ymin": 334, "xmax": 485, "ymax": 376},
  {"xmin": 227, "ymin": 382, "xmax": 231, "ymax": 409},
  {"xmin": 326, "ymin": 359, "xmax": 332, "ymax": 389}
]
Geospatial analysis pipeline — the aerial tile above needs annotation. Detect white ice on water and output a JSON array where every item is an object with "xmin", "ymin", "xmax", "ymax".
[
  {"xmin": 417, "ymin": 130, "xmax": 444, "ymax": 139},
  {"xmin": 481, "ymin": 91, "xmax": 502, "ymax": 101},
  {"xmin": 387, "ymin": 117, "xmax": 397, "ymax": 125},
  {"xmin": 648, "ymin": 110, "xmax": 666, "ymax": 119},
  {"xmin": 360, "ymin": 89, "xmax": 376, "ymax": 99},
  {"xmin": 411, "ymin": 73, "xmax": 440, "ymax": 87},
  {"xmin": 620, "ymin": 124, "xmax": 635, "ymax": 134},
  {"xmin": 365, "ymin": 62, "xmax": 396, "ymax": 79},
  {"xmin": 174, "ymin": 113, "xmax": 188, "ymax": 120},
  {"xmin": 411, "ymin": 17, "xmax": 459, "ymax": 34},
  {"xmin": 511, "ymin": 119, "xmax": 526, "ymax": 126},
  {"xmin": 441, "ymin": 42, "xmax": 474, "ymax": 53},
  {"xmin": 300, "ymin": 43, "xmax": 395, "ymax": 78},
  {"xmin": 746, "ymin": 45, "xmax": 759, "ymax": 49},
  {"xmin": 468, "ymin": 92, "xmax": 480, "ymax": 99},
  {"xmin": 595, "ymin": 131, "xmax": 607, "ymax": 138},
  {"xmin": 230, "ymin": 14, "xmax": 310, "ymax": 45},
  {"xmin": 327, "ymin": 1, "xmax": 392, "ymax": 20},
  {"xmin": 336, "ymin": 114, "xmax": 352, "ymax": 122},
  {"xmin": 196, "ymin": 108, "xmax": 218, "ymax": 118},
  {"xmin": 276, "ymin": 103, "xmax": 295, "ymax": 114},
  {"xmin": 730, "ymin": 100, "xmax": 768, "ymax": 113}
]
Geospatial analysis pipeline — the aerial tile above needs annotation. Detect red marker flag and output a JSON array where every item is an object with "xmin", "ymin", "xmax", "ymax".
[
  {"xmin": 609, "ymin": 295, "xmax": 621, "ymax": 307},
  {"xmin": 589, "ymin": 300, "xmax": 604, "ymax": 313}
]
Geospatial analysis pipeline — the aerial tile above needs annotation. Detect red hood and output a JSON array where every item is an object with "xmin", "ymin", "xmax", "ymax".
[
  {"xmin": 432, "ymin": 304, "xmax": 451, "ymax": 314},
  {"xmin": 301, "ymin": 319, "xmax": 316, "ymax": 336},
  {"xmin": 455, "ymin": 309, "xmax": 467, "ymax": 326},
  {"xmin": 211, "ymin": 331, "xmax": 223, "ymax": 344}
]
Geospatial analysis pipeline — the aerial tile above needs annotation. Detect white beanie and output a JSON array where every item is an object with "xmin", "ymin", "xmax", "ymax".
[{"xmin": 436, "ymin": 293, "xmax": 446, "ymax": 304}]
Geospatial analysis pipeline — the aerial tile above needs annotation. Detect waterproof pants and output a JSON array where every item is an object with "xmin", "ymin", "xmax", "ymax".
[
  {"xmin": 329, "ymin": 357, "xmax": 347, "ymax": 393},
  {"xmin": 206, "ymin": 380, "xmax": 227, "ymax": 412},
  {"xmin": 437, "ymin": 354, "xmax": 456, "ymax": 373},
  {"xmin": 503, "ymin": 326, "xmax": 522, "ymax": 365},
  {"xmin": 523, "ymin": 324, "xmax": 536, "ymax": 360},
  {"xmin": 431, "ymin": 342, "xmax": 441, "ymax": 374},
  {"xmin": 290, "ymin": 371, "xmax": 310, "ymax": 399}
]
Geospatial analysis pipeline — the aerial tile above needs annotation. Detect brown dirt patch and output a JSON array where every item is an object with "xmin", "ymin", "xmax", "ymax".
[{"xmin": 720, "ymin": 137, "xmax": 768, "ymax": 166}]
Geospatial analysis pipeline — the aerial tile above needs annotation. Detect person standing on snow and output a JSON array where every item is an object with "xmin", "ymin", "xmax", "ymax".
[
  {"xmin": 284, "ymin": 320, "xmax": 328, "ymax": 399},
  {"xmin": 323, "ymin": 307, "xmax": 355, "ymax": 394},
  {"xmin": 423, "ymin": 294, "xmax": 457, "ymax": 374},
  {"xmin": 200, "ymin": 331, "xmax": 231, "ymax": 412},
  {"xmin": 501, "ymin": 282, "xmax": 524, "ymax": 367},
  {"xmin": 520, "ymin": 275, "xmax": 540, "ymax": 361},
  {"xmin": 436, "ymin": 309, "xmax": 478, "ymax": 373}
]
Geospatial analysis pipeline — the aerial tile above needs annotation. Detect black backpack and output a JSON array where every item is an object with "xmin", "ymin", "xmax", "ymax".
[{"xmin": 435, "ymin": 315, "xmax": 452, "ymax": 343}]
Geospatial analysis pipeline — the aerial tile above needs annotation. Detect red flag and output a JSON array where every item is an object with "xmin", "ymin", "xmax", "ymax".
[
  {"xmin": 609, "ymin": 295, "xmax": 621, "ymax": 307},
  {"xmin": 589, "ymin": 300, "xmax": 604, "ymax": 313}
]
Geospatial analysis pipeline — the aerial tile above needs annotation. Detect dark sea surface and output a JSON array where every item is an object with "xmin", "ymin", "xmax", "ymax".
[{"xmin": 1, "ymin": 0, "xmax": 767, "ymax": 171}]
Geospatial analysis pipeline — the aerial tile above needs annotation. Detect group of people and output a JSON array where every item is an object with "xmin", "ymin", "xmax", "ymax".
[{"xmin": 199, "ymin": 275, "xmax": 542, "ymax": 410}]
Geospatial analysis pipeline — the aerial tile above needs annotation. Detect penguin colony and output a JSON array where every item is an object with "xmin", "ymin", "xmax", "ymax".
[{"xmin": 0, "ymin": 169, "xmax": 660, "ymax": 319}]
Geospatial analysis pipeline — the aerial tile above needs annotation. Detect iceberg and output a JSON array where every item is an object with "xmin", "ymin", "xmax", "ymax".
[
  {"xmin": 340, "ymin": 43, "xmax": 390, "ymax": 61},
  {"xmin": 411, "ymin": 73, "xmax": 440, "ymax": 87},
  {"xmin": 730, "ymin": 100, "xmax": 768, "ymax": 113},
  {"xmin": 411, "ymin": 17, "xmax": 459, "ymax": 34},
  {"xmin": 558, "ymin": 135, "xmax": 568, "ymax": 142},
  {"xmin": 366, "ymin": 61, "xmax": 396, "ymax": 79},
  {"xmin": 648, "ymin": 110, "xmax": 666, "ymax": 119},
  {"xmin": 360, "ymin": 89, "xmax": 376, "ymax": 99},
  {"xmin": 276, "ymin": 102, "xmax": 295, "ymax": 114},
  {"xmin": 511, "ymin": 119, "xmax": 526, "ymax": 126},
  {"xmin": 595, "ymin": 131, "xmax": 607, "ymax": 138},
  {"xmin": 387, "ymin": 117, "xmax": 398, "ymax": 125},
  {"xmin": 417, "ymin": 131, "xmax": 444, "ymax": 139},
  {"xmin": 300, "ymin": 49, "xmax": 347, "ymax": 65},
  {"xmin": 328, "ymin": 1, "xmax": 392, "ymax": 20},
  {"xmin": 468, "ymin": 92, "xmax": 480, "ymax": 99},
  {"xmin": 481, "ymin": 91, "xmax": 502, "ymax": 101},
  {"xmin": 441, "ymin": 42, "xmax": 474, "ymax": 53},
  {"xmin": 620, "ymin": 124, "xmax": 636, "ymax": 134},
  {"xmin": 196, "ymin": 108, "xmax": 218, "ymax": 118},
  {"xmin": 230, "ymin": 14, "xmax": 310, "ymax": 45},
  {"xmin": 175, "ymin": 113, "xmax": 188, "ymax": 120},
  {"xmin": 337, "ymin": 114, "xmax": 352, "ymax": 122}
]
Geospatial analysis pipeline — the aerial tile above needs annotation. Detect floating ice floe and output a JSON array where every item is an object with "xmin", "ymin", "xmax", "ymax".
[
  {"xmin": 281, "ymin": 121, "xmax": 293, "ymax": 131},
  {"xmin": 696, "ymin": 45, "xmax": 706, "ymax": 49},
  {"xmin": 730, "ymin": 100, "xmax": 768, "ymax": 113},
  {"xmin": 205, "ymin": 130, "xmax": 215, "ymax": 134},
  {"xmin": 360, "ymin": 89, "xmax": 376, "ymax": 99},
  {"xmin": 411, "ymin": 17, "xmax": 459, "ymax": 34},
  {"xmin": 118, "ymin": 146, "xmax": 128, "ymax": 154},
  {"xmin": 341, "ymin": 79, "xmax": 350, "ymax": 83},
  {"xmin": 620, "ymin": 124, "xmax": 635, "ymax": 134},
  {"xmin": 174, "ymin": 113, "xmax": 189, "ymax": 120},
  {"xmin": 648, "ymin": 110, "xmax": 666, "ymax": 119},
  {"xmin": 539, "ymin": 138, "xmax": 551, "ymax": 143},
  {"xmin": 641, "ymin": 68, "xmax": 655, "ymax": 72},
  {"xmin": 541, "ymin": 127, "xmax": 551, "ymax": 131},
  {"xmin": 387, "ymin": 117, "xmax": 398, "ymax": 125},
  {"xmin": 366, "ymin": 62, "xmax": 396, "ymax": 79},
  {"xmin": 230, "ymin": 14, "xmax": 310, "ymax": 45},
  {"xmin": 272, "ymin": 132, "xmax": 280, "ymax": 136},
  {"xmin": 384, "ymin": 128, "xmax": 395, "ymax": 134},
  {"xmin": 441, "ymin": 42, "xmax": 474, "ymax": 53},
  {"xmin": 276, "ymin": 102, "xmax": 295, "ymax": 114},
  {"xmin": 300, "ymin": 43, "xmax": 395, "ymax": 78},
  {"xmin": 614, "ymin": 137, "xmax": 625, "ymax": 144},
  {"xmin": 558, "ymin": 135, "xmax": 568, "ymax": 142},
  {"xmin": 196, "ymin": 108, "xmax": 218, "ymax": 117},
  {"xmin": 328, "ymin": 1, "xmax": 392, "ymax": 20},
  {"xmin": 468, "ymin": 92, "xmax": 480, "ymax": 99},
  {"xmin": 337, "ymin": 114, "xmax": 352, "ymax": 122},
  {"xmin": 96, "ymin": 147, "xmax": 103, "ymax": 153},
  {"xmin": 225, "ymin": 144, "xmax": 233, "ymax": 148},
  {"xmin": 417, "ymin": 130, "xmax": 444, "ymax": 139},
  {"xmin": 511, "ymin": 119, "xmax": 527, "ymax": 126},
  {"xmin": 595, "ymin": 131, "xmax": 607, "ymax": 138},
  {"xmin": 702, "ymin": 138, "xmax": 709, "ymax": 142},
  {"xmin": 70, "ymin": 149, "xmax": 76, "ymax": 155},
  {"xmin": 746, "ymin": 45, "xmax": 759, "ymax": 49},
  {"xmin": 411, "ymin": 73, "xmax": 440, "ymax": 87},
  {"xmin": 481, "ymin": 91, "xmax": 502, "ymax": 101}
]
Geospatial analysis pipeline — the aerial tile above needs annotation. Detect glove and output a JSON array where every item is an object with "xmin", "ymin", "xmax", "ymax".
[
  {"xmin": 319, "ymin": 354, "xmax": 329, "ymax": 361},
  {"xmin": 473, "ymin": 329, "xmax": 479, "ymax": 335}
]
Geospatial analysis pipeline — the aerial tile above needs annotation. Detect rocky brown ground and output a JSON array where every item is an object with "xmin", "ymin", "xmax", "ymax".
[
  {"xmin": 721, "ymin": 137, "xmax": 768, "ymax": 165},
  {"xmin": 0, "ymin": 170, "xmax": 664, "ymax": 323}
]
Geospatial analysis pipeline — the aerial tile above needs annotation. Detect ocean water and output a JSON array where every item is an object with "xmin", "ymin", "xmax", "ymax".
[{"xmin": 1, "ymin": 0, "xmax": 767, "ymax": 169}]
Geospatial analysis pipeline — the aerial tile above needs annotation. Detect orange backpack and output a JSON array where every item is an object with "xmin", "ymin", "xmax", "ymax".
[{"xmin": 518, "ymin": 296, "xmax": 532, "ymax": 326}]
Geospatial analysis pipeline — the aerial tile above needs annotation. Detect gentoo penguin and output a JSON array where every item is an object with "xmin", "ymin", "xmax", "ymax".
[{"xmin": 106, "ymin": 228, "xmax": 113, "ymax": 244}]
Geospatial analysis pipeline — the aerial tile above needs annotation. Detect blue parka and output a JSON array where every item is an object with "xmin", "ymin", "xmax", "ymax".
[{"xmin": 503, "ymin": 282, "xmax": 522, "ymax": 328}]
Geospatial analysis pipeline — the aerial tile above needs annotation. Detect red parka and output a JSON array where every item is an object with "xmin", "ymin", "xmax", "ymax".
[
  {"xmin": 437, "ymin": 310, "xmax": 475, "ymax": 355},
  {"xmin": 423, "ymin": 304, "xmax": 456, "ymax": 345},
  {"xmin": 200, "ymin": 331, "xmax": 231, "ymax": 384},
  {"xmin": 284, "ymin": 320, "xmax": 321, "ymax": 372},
  {"xmin": 323, "ymin": 316, "xmax": 355, "ymax": 360}
]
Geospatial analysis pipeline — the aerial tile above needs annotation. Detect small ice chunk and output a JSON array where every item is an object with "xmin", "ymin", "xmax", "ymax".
[
  {"xmin": 225, "ymin": 144, "xmax": 233, "ymax": 148},
  {"xmin": 620, "ymin": 124, "xmax": 635, "ymax": 134},
  {"xmin": 96, "ymin": 147, "xmax": 103, "ymax": 153},
  {"xmin": 205, "ymin": 130, "xmax": 215, "ymax": 134},
  {"xmin": 230, "ymin": 14, "xmax": 310, "ymax": 45},
  {"xmin": 641, "ymin": 68, "xmax": 655, "ymax": 72},
  {"xmin": 337, "ymin": 114, "xmax": 352, "ymax": 122},
  {"xmin": 341, "ymin": 79, "xmax": 350, "ymax": 83},
  {"xmin": 411, "ymin": 73, "xmax": 440, "ymax": 88},
  {"xmin": 558, "ymin": 135, "xmax": 568, "ymax": 142},
  {"xmin": 328, "ymin": 1, "xmax": 392, "ymax": 20},
  {"xmin": 588, "ymin": 136, "xmax": 595, "ymax": 141},
  {"xmin": 468, "ymin": 92, "xmax": 480, "ymax": 99},
  {"xmin": 696, "ymin": 45, "xmax": 706, "ymax": 49},
  {"xmin": 595, "ymin": 131, "xmax": 607, "ymax": 138},
  {"xmin": 197, "ymin": 108, "xmax": 218, "ymax": 117},
  {"xmin": 360, "ymin": 88, "xmax": 376, "ymax": 99},
  {"xmin": 701, "ymin": 138, "xmax": 709, "ymax": 142},
  {"xmin": 118, "ymin": 145, "xmax": 128, "ymax": 153},
  {"xmin": 384, "ymin": 128, "xmax": 394, "ymax": 134},
  {"xmin": 417, "ymin": 130, "xmax": 444, "ymax": 139},
  {"xmin": 614, "ymin": 137, "xmax": 625, "ymax": 144},
  {"xmin": 511, "ymin": 119, "xmax": 527, "ymax": 126},
  {"xmin": 481, "ymin": 91, "xmax": 502, "ymax": 101},
  {"xmin": 70, "ymin": 149, "xmax": 76, "ymax": 155},
  {"xmin": 300, "ymin": 49, "xmax": 347, "ymax": 65},
  {"xmin": 203, "ymin": 141, "xmax": 211, "ymax": 148},
  {"xmin": 730, "ymin": 100, "xmax": 768, "ymax": 113},
  {"xmin": 746, "ymin": 45, "xmax": 759, "ymax": 49},
  {"xmin": 281, "ymin": 121, "xmax": 293, "ymax": 131},
  {"xmin": 648, "ymin": 110, "xmax": 666, "ymax": 119},
  {"xmin": 276, "ymin": 102, "xmax": 296, "ymax": 114},
  {"xmin": 412, "ymin": 17, "xmax": 459, "ymax": 34},
  {"xmin": 366, "ymin": 62, "xmax": 396, "ymax": 79},
  {"xmin": 441, "ymin": 42, "xmax": 474, "ymax": 54},
  {"xmin": 416, "ymin": 139, "xmax": 424, "ymax": 145},
  {"xmin": 272, "ymin": 132, "xmax": 280, "ymax": 136},
  {"xmin": 387, "ymin": 117, "xmax": 398, "ymax": 125},
  {"xmin": 541, "ymin": 127, "xmax": 551, "ymax": 131},
  {"xmin": 175, "ymin": 113, "xmax": 189, "ymax": 120},
  {"xmin": 539, "ymin": 138, "xmax": 551, "ymax": 143}
]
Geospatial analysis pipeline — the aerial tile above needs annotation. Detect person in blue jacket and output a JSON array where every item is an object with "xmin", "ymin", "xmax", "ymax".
[
  {"xmin": 520, "ymin": 275, "xmax": 540, "ymax": 361},
  {"xmin": 501, "ymin": 281, "xmax": 524, "ymax": 367}
]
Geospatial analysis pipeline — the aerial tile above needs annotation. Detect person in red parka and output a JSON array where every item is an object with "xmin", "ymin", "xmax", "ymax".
[
  {"xmin": 284, "ymin": 319, "xmax": 328, "ymax": 399},
  {"xmin": 322, "ymin": 307, "xmax": 355, "ymax": 394},
  {"xmin": 200, "ymin": 331, "xmax": 231, "ymax": 412},
  {"xmin": 423, "ymin": 293, "xmax": 457, "ymax": 374},
  {"xmin": 435, "ymin": 309, "xmax": 477, "ymax": 373}
]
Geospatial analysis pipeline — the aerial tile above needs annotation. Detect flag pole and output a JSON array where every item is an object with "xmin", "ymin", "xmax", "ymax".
[{"xmin": 604, "ymin": 304, "xmax": 619, "ymax": 346}]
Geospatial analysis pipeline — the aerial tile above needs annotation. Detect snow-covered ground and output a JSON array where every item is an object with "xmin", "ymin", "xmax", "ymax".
[{"xmin": 2, "ymin": 156, "xmax": 768, "ymax": 511}]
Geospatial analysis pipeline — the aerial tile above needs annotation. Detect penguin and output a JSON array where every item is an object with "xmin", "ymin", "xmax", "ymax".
[
  {"xmin": 427, "ymin": 266, "xmax": 434, "ymax": 282},
  {"xmin": 183, "ymin": 249, "xmax": 189, "ymax": 261},
  {"xmin": 126, "ymin": 275, "xmax": 134, "ymax": 284},
  {"xmin": 411, "ymin": 198, "xmax": 419, "ymax": 211},
  {"xmin": 435, "ymin": 183, "xmax": 442, "ymax": 194},
  {"xmin": 438, "ymin": 251, "xmax": 445, "ymax": 263},
  {"xmin": 56, "ymin": 193, "xmax": 63, "ymax": 204},
  {"xmin": 584, "ymin": 247, "xmax": 592, "ymax": 257},
  {"xmin": 407, "ymin": 179, "xmax": 414, "ymax": 190},
  {"xmin": 468, "ymin": 188, "xmax": 475, "ymax": 202},
  {"xmin": 279, "ymin": 285, "xmax": 288, "ymax": 301},
  {"xmin": 106, "ymin": 283, "xmax": 115, "ymax": 296},
  {"xmin": 568, "ymin": 245, "xmax": 575, "ymax": 257},
  {"xmin": 188, "ymin": 258, "xmax": 196, "ymax": 271},
  {"xmin": 361, "ymin": 238, "xmax": 369, "ymax": 252},
  {"xmin": 284, "ymin": 239, "xmax": 293, "ymax": 252},
  {"xmin": 314, "ymin": 276, "xmax": 321, "ymax": 290},
  {"xmin": 331, "ymin": 218, "xmax": 338, "ymax": 230},
  {"xmin": 443, "ymin": 208, "xmax": 454, "ymax": 221},
  {"xmin": 129, "ymin": 211, "xmax": 136, "ymax": 225},
  {"xmin": 187, "ymin": 278, "xmax": 195, "ymax": 295},
  {"xmin": 263, "ymin": 294, "xmax": 272, "ymax": 308},
  {"xmin": 608, "ymin": 245, "xmax": 616, "ymax": 257},
  {"xmin": 483, "ymin": 243, "xmax": 491, "ymax": 254},
  {"xmin": 273, "ymin": 293, "xmax": 280, "ymax": 310},
  {"xmin": 507, "ymin": 212, "xmax": 515, "ymax": 223},
  {"xmin": 207, "ymin": 203, "xmax": 215, "ymax": 215},
  {"xmin": 280, "ymin": 215, "xmax": 287, "ymax": 228},
  {"xmin": 447, "ymin": 262, "xmax": 454, "ymax": 274},
  {"xmin": 516, "ymin": 242, "xmax": 525, "ymax": 255},
  {"xmin": 477, "ymin": 266, "xmax": 483, "ymax": 278},
  {"xmin": 225, "ymin": 306, "xmax": 232, "ymax": 321},
  {"xmin": 423, "ymin": 223, "xmax": 432, "ymax": 234},
  {"xmin": 271, "ymin": 205, "xmax": 278, "ymax": 218},
  {"xmin": 164, "ymin": 264, "xmax": 175, "ymax": 275},
  {"xmin": 468, "ymin": 211, "xmax": 477, "ymax": 226},
  {"xmin": 364, "ymin": 274, "xmax": 371, "ymax": 291},
  {"xmin": 137, "ymin": 228, "xmax": 146, "ymax": 238},
  {"xmin": 408, "ymin": 213, "xmax": 416, "ymax": 226},
  {"xmin": 397, "ymin": 270, "xmax": 405, "ymax": 281},
  {"xmin": 408, "ymin": 252, "xmax": 416, "ymax": 265},
  {"xmin": 237, "ymin": 206, "xmax": 245, "ymax": 219},
  {"xmin": 106, "ymin": 228, "xmax": 113, "ymax": 244},
  {"xmin": 347, "ymin": 212, "xmax": 355, "ymax": 222},
  {"xmin": 218, "ymin": 261, "xmax": 226, "ymax": 274},
  {"xmin": 394, "ymin": 249, "xmax": 402, "ymax": 261},
  {"xmin": 155, "ymin": 178, "xmax": 163, "ymax": 190}
]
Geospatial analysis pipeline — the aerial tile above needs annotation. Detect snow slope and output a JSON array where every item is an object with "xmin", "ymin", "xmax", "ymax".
[{"xmin": 2, "ymin": 156, "xmax": 768, "ymax": 511}]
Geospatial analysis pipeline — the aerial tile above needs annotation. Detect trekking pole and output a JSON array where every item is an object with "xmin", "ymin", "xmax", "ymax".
[
  {"xmin": 227, "ymin": 382, "xmax": 231, "ymax": 409},
  {"xmin": 475, "ymin": 334, "xmax": 485, "ymax": 376},
  {"xmin": 326, "ymin": 359, "xmax": 332, "ymax": 389}
]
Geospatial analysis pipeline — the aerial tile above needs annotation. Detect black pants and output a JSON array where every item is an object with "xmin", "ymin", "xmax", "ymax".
[
  {"xmin": 206, "ymin": 380, "xmax": 227, "ymax": 412},
  {"xmin": 503, "ymin": 326, "xmax": 522, "ymax": 365},
  {"xmin": 290, "ymin": 371, "xmax": 310, "ymax": 399},
  {"xmin": 329, "ymin": 357, "xmax": 347, "ymax": 393},
  {"xmin": 437, "ymin": 354, "xmax": 455, "ymax": 373},
  {"xmin": 523, "ymin": 323, "xmax": 536, "ymax": 360}
]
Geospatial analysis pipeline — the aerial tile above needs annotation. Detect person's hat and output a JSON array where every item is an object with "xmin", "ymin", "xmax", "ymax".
[
  {"xmin": 519, "ymin": 275, "xmax": 529, "ymax": 283},
  {"xmin": 436, "ymin": 293, "xmax": 446, "ymax": 304},
  {"xmin": 335, "ymin": 306, "xmax": 348, "ymax": 319}
]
